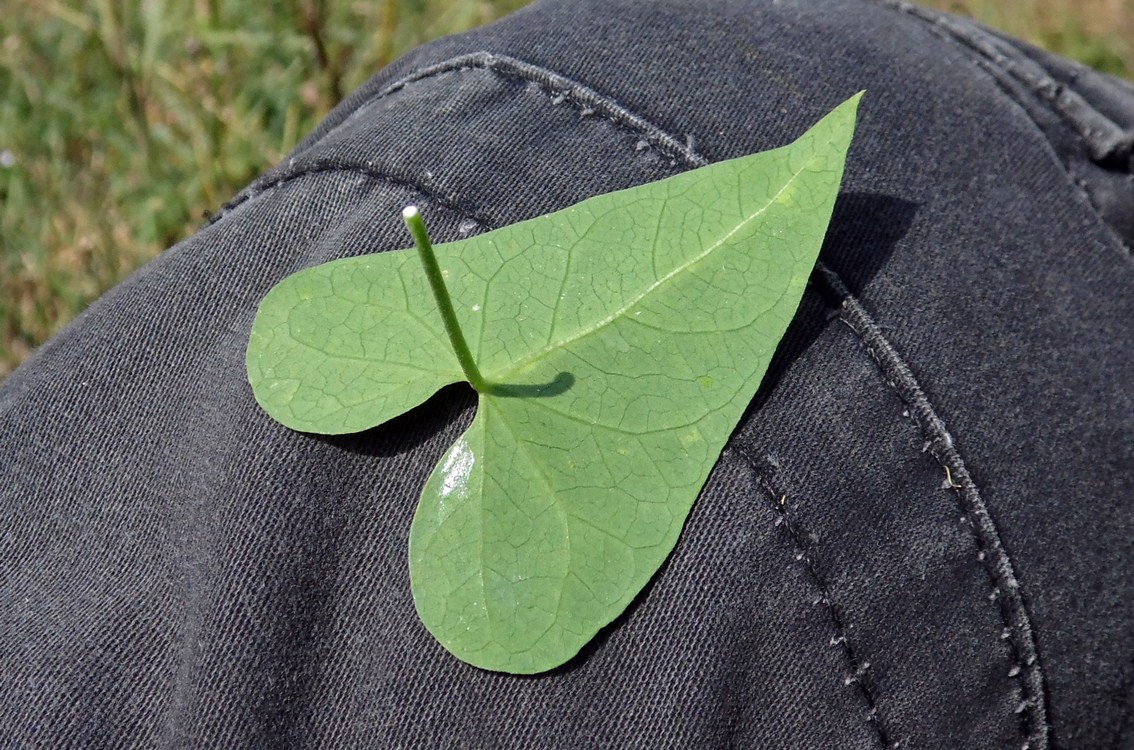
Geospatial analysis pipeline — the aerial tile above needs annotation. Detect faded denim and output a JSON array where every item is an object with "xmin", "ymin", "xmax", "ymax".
[{"xmin": 1, "ymin": 1, "xmax": 1132, "ymax": 748}]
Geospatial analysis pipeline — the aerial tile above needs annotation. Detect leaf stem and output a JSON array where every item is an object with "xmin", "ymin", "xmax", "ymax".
[{"xmin": 402, "ymin": 206, "xmax": 490, "ymax": 393}]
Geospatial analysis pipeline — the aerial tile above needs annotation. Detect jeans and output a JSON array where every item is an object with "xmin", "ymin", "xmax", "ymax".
[{"xmin": 2, "ymin": 1, "xmax": 1131, "ymax": 747}]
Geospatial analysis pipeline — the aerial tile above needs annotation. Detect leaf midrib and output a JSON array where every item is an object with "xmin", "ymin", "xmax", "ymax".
[{"xmin": 485, "ymin": 156, "xmax": 817, "ymax": 381}]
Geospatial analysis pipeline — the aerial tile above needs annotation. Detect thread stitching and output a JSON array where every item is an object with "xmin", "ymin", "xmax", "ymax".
[
  {"xmin": 340, "ymin": 52, "xmax": 705, "ymax": 166},
  {"xmin": 819, "ymin": 267, "xmax": 1049, "ymax": 750},
  {"xmin": 206, "ymin": 160, "xmax": 492, "ymax": 230},
  {"xmin": 871, "ymin": 0, "xmax": 1132, "ymax": 163},
  {"xmin": 210, "ymin": 52, "xmax": 907, "ymax": 740},
  {"xmin": 730, "ymin": 445, "xmax": 895, "ymax": 748},
  {"xmin": 207, "ymin": 52, "xmax": 706, "ymax": 226},
  {"xmin": 869, "ymin": 0, "xmax": 1132, "ymax": 257}
]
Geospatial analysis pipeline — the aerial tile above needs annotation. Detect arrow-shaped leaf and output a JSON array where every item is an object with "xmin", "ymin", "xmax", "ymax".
[{"xmin": 247, "ymin": 93, "xmax": 860, "ymax": 673}]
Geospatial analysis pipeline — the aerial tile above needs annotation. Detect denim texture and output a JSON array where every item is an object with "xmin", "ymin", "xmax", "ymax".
[{"xmin": 2, "ymin": 0, "xmax": 1132, "ymax": 747}]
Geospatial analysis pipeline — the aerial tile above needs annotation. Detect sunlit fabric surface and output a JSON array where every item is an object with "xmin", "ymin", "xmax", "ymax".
[{"xmin": 1, "ymin": 1, "xmax": 1131, "ymax": 747}]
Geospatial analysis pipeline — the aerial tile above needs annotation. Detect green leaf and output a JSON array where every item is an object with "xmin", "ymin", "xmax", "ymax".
[{"xmin": 247, "ymin": 93, "xmax": 861, "ymax": 673}]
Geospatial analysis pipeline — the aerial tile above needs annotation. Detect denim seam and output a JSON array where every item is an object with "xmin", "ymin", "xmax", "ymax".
[
  {"xmin": 729, "ymin": 446, "xmax": 894, "ymax": 749},
  {"xmin": 871, "ymin": 0, "xmax": 1132, "ymax": 256},
  {"xmin": 206, "ymin": 160, "xmax": 493, "ymax": 230},
  {"xmin": 819, "ymin": 267, "xmax": 1050, "ymax": 750},
  {"xmin": 206, "ymin": 52, "xmax": 708, "ymax": 226},
  {"xmin": 874, "ymin": 0, "xmax": 1133, "ymax": 164},
  {"xmin": 338, "ymin": 52, "xmax": 706, "ymax": 166},
  {"xmin": 211, "ymin": 53, "xmax": 901, "ymax": 740}
]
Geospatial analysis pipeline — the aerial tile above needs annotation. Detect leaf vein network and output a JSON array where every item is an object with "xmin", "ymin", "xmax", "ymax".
[{"xmin": 489, "ymin": 158, "xmax": 816, "ymax": 381}]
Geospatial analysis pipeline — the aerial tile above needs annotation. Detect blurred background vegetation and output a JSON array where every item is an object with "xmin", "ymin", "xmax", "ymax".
[{"xmin": 0, "ymin": 0, "xmax": 1131, "ymax": 377}]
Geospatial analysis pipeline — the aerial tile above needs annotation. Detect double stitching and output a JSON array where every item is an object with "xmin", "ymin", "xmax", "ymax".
[
  {"xmin": 730, "ymin": 446, "xmax": 895, "ymax": 748},
  {"xmin": 820, "ymin": 268, "xmax": 1050, "ymax": 750},
  {"xmin": 205, "ymin": 158, "xmax": 491, "ymax": 231},
  {"xmin": 209, "ymin": 47, "xmax": 1045, "ymax": 743},
  {"xmin": 337, "ymin": 52, "xmax": 705, "ymax": 166},
  {"xmin": 872, "ymin": 0, "xmax": 1133, "ymax": 164},
  {"xmin": 206, "ymin": 51, "xmax": 705, "ymax": 227},
  {"xmin": 871, "ymin": 0, "xmax": 1134, "ymax": 256}
]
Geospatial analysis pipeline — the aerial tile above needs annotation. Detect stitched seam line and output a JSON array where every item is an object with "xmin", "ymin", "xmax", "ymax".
[
  {"xmin": 206, "ymin": 160, "xmax": 493, "ymax": 230},
  {"xmin": 869, "ymin": 0, "xmax": 1132, "ymax": 257},
  {"xmin": 344, "ymin": 52, "xmax": 708, "ymax": 166},
  {"xmin": 212, "ymin": 51, "xmax": 902, "ymax": 741},
  {"xmin": 730, "ymin": 446, "xmax": 894, "ymax": 749},
  {"xmin": 206, "ymin": 51, "xmax": 708, "ymax": 226},
  {"xmin": 872, "ymin": 0, "xmax": 1132, "ymax": 162},
  {"xmin": 819, "ymin": 267, "xmax": 1049, "ymax": 750}
]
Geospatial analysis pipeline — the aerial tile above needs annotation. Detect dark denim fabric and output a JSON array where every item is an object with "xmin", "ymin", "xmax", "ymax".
[{"xmin": 2, "ymin": 1, "xmax": 1131, "ymax": 747}]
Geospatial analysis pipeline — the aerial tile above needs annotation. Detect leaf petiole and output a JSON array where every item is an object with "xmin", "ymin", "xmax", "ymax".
[{"xmin": 402, "ymin": 206, "xmax": 490, "ymax": 393}]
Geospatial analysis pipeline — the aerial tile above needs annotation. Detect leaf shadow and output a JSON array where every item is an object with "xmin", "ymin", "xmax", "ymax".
[
  {"xmin": 486, "ymin": 371, "xmax": 575, "ymax": 399},
  {"xmin": 818, "ymin": 191, "xmax": 921, "ymax": 297},
  {"xmin": 317, "ymin": 192, "xmax": 918, "ymax": 680},
  {"xmin": 510, "ymin": 193, "xmax": 922, "ymax": 681},
  {"xmin": 317, "ymin": 381, "xmax": 477, "ymax": 459},
  {"xmin": 743, "ymin": 191, "xmax": 919, "ymax": 419}
]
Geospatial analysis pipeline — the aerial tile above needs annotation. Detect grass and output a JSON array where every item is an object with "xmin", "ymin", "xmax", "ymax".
[
  {"xmin": 0, "ymin": 0, "xmax": 529, "ymax": 375},
  {"xmin": 934, "ymin": 0, "xmax": 1134, "ymax": 78},
  {"xmin": 0, "ymin": 0, "xmax": 1130, "ymax": 377}
]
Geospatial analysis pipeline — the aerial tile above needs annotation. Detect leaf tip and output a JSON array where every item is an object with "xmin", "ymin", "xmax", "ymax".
[{"xmin": 837, "ymin": 89, "xmax": 865, "ymax": 118}]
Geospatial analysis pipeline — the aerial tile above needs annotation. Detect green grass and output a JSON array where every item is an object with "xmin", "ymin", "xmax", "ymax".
[
  {"xmin": 934, "ymin": 0, "xmax": 1134, "ymax": 78},
  {"xmin": 0, "ymin": 0, "xmax": 528, "ymax": 375},
  {"xmin": 0, "ymin": 0, "xmax": 1130, "ymax": 377}
]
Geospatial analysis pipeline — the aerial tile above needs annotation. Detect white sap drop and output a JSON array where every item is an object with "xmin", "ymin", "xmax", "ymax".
[
  {"xmin": 440, "ymin": 439, "xmax": 475, "ymax": 499},
  {"xmin": 471, "ymin": 304, "xmax": 481, "ymax": 312}
]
